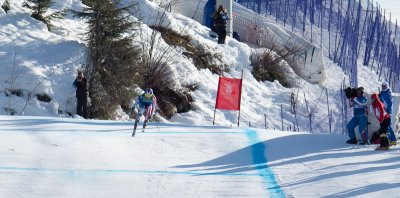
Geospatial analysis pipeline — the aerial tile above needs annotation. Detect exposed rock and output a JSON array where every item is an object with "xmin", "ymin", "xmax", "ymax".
[
  {"xmin": 155, "ymin": 87, "xmax": 193, "ymax": 119},
  {"xmin": 162, "ymin": 102, "xmax": 177, "ymax": 118},
  {"xmin": 36, "ymin": 93, "xmax": 52, "ymax": 103},
  {"xmin": 3, "ymin": 107, "xmax": 16, "ymax": 115}
]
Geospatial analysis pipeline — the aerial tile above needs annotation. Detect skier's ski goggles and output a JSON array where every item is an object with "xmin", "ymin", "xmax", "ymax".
[{"xmin": 145, "ymin": 93, "xmax": 152, "ymax": 98}]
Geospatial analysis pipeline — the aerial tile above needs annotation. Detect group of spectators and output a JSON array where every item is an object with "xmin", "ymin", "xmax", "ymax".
[{"xmin": 346, "ymin": 82, "xmax": 397, "ymax": 150}]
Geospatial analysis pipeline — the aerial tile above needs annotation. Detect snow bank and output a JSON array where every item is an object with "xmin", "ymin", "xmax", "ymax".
[
  {"xmin": 175, "ymin": 0, "xmax": 326, "ymax": 84},
  {"xmin": 0, "ymin": 0, "xmax": 87, "ymax": 116},
  {"xmin": 391, "ymin": 93, "xmax": 400, "ymax": 133}
]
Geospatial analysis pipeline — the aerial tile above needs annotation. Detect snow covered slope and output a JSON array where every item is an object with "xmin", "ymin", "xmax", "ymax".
[
  {"xmin": 174, "ymin": 0, "xmax": 326, "ymax": 84},
  {"xmin": 0, "ymin": 0, "xmax": 87, "ymax": 116},
  {"xmin": 0, "ymin": 115, "xmax": 399, "ymax": 197},
  {"xmin": 0, "ymin": 0, "xmax": 384, "ymax": 134}
]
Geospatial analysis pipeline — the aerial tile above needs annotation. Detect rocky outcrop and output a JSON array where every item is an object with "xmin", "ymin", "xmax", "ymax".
[{"xmin": 155, "ymin": 87, "xmax": 193, "ymax": 118}]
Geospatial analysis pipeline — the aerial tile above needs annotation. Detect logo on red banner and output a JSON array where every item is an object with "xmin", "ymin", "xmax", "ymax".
[{"xmin": 215, "ymin": 77, "xmax": 243, "ymax": 110}]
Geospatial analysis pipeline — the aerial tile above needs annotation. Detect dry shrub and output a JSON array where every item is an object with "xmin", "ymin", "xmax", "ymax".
[
  {"xmin": 150, "ymin": 26, "xmax": 230, "ymax": 74},
  {"xmin": 250, "ymin": 50, "xmax": 291, "ymax": 87}
]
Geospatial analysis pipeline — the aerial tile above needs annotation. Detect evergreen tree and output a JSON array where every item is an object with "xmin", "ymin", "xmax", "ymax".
[
  {"xmin": 23, "ymin": 0, "xmax": 65, "ymax": 31},
  {"xmin": 74, "ymin": 0, "xmax": 140, "ymax": 119},
  {"xmin": 1, "ymin": 0, "xmax": 10, "ymax": 13}
]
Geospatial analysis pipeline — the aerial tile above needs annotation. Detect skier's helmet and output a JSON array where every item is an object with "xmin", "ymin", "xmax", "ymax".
[
  {"xmin": 144, "ymin": 88, "xmax": 153, "ymax": 97},
  {"xmin": 145, "ymin": 88, "xmax": 153, "ymax": 94}
]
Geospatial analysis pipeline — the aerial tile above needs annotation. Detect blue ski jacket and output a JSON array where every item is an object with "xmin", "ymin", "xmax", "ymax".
[
  {"xmin": 351, "ymin": 96, "xmax": 368, "ymax": 117},
  {"xmin": 379, "ymin": 88, "xmax": 392, "ymax": 114},
  {"xmin": 132, "ymin": 94, "xmax": 156, "ymax": 109}
]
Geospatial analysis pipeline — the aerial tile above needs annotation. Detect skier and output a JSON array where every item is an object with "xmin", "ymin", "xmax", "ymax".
[
  {"xmin": 131, "ymin": 88, "xmax": 157, "ymax": 136},
  {"xmin": 379, "ymin": 81, "xmax": 397, "ymax": 146},
  {"xmin": 212, "ymin": 5, "xmax": 229, "ymax": 44},
  {"xmin": 73, "ymin": 70, "xmax": 88, "ymax": 119},
  {"xmin": 346, "ymin": 87, "xmax": 369, "ymax": 145},
  {"xmin": 370, "ymin": 94, "xmax": 391, "ymax": 150}
]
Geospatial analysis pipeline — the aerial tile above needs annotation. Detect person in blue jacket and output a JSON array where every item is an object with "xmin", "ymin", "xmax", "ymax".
[
  {"xmin": 131, "ymin": 88, "xmax": 157, "ymax": 134},
  {"xmin": 346, "ymin": 87, "xmax": 369, "ymax": 144},
  {"xmin": 379, "ymin": 81, "xmax": 397, "ymax": 145}
]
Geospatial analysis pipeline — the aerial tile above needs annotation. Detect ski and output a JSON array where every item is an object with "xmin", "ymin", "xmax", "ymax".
[
  {"xmin": 142, "ymin": 120, "xmax": 148, "ymax": 132},
  {"xmin": 133, "ymin": 128, "xmax": 137, "ymax": 136},
  {"xmin": 132, "ymin": 119, "xmax": 139, "ymax": 137},
  {"xmin": 375, "ymin": 147, "xmax": 389, "ymax": 151}
]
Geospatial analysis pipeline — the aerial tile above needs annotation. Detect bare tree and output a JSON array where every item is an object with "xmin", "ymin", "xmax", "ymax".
[
  {"xmin": 4, "ymin": 42, "xmax": 22, "ymax": 115},
  {"xmin": 132, "ymin": 3, "xmax": 232, "ymax": 118},
  {"xmin": 136, "ymin": 5, "xmax": 177, "ymax": 91},
  {"xmin": 302, "ymin": 88, "xmax": 325, "ymax": 133},
  {"xmin": 19, "ymin": 74, "xmax": 53, "ymax": 115},
  {"xmin": 239, "ymin": 16, "xmax": 315, "ymax": 84},
  {"xmin": 153, "ymin": 0, "xmax": 181, "ymax": 12},
  {"xmin": 290, "ymin": 89, "xmax": 300, "ymax": 131}
]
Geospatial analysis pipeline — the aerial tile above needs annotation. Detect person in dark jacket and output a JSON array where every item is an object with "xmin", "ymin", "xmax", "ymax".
[
  {"xmin": 73, "ymin": 71, "xmax": 88, "ymax": 119},
  {"xmin": 212, "ymin": 5, "xmax": 229, "ymax": 44}
]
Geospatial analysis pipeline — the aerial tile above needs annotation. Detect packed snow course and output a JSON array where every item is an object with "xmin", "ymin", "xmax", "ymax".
[{"xmin": 0, "ymin": 115, "xmax": 399, "ymax": 197}]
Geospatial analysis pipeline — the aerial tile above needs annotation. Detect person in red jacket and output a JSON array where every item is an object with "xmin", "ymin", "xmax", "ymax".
[{"xmin": 370, "ymin": 93, "xmax": 390, "ymax": 150}]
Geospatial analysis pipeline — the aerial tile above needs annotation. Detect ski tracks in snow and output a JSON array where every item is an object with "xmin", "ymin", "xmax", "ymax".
[{"xmin": 0, "ymin": 116, "xmax": 284, "ymax": 197}]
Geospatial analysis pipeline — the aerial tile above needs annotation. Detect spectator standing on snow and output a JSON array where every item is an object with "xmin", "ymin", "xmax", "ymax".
[
  {"xmin": 370, "ymin": 94, "xmax": 391, "ymax": 150},
  {"xmin": 379, "ymin": 81, "xmax": 397, "ymax": 145},
  {"xmin": 212, "ymin": 5, "xmax": 229, "ymax": 44},
  {"xmin": 73, "ymin": 70, "xmax": 88, "ymax": 119},
  {"xmin": 346, "ymin": 87, "xmax": 369, "ymax": 145}
]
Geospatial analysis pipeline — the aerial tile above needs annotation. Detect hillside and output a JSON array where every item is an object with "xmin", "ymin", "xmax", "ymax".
[{"xmin": 0, "ymin": 0, "xmax": 383, "ymax": 133}]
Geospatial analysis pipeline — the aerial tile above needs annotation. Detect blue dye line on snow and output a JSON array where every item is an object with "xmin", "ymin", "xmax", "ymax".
[
  {"xmin": 0, "ymin": 166, "xmax": 262, "ymax": 177},
  {"xmin": 0, "ymin": 130, "xmax": 246, "ymax": 135},
  {"xmin": 139, "ymin": 131, "xmax": 245, "ymax": 135},
  {"xmin": 245, "ymin": 129, "xmax": 285, "ymax": 198}
]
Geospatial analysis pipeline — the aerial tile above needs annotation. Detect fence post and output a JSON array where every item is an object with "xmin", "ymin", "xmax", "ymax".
[
  {"xmin": 281, "ymin": 104, "xmax": 284, "ymax": 131},
  {"xmin": 264, "ymin": 114, "xmax": 267, "ymax": 129},
  {"xmin": 326, "ymin": 88, "xmax": 332, "ymax": 134}
]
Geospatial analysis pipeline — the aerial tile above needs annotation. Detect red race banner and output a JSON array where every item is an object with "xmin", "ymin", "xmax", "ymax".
[{"xmin": 215, "ymin": 77, "xmax": 243, "ymax": 110}]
